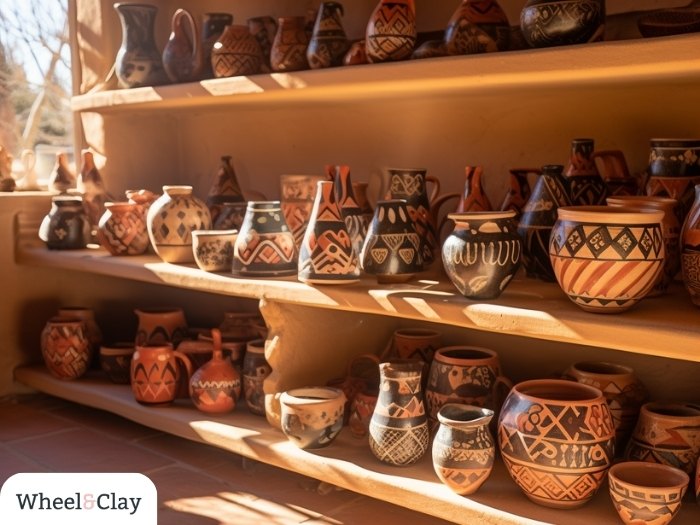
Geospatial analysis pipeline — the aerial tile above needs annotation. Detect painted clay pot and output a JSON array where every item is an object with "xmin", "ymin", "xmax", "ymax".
[
  {"xmin": 189, "ymin": 329, "xmax": 241, "ymax": 414},
  {"xmin": 200, "ymin": 12, "xmax": 234, "ymax": 79},
  {"xmin": 147, "ymin": 185, "xmax": 212, "ymax": 264},
  {"xmin": 327, "ymin": 353, "xmax": 381, "ymax": 426},
  {"xmin": 40, "ymin": 316, "xmax": 91, "ymax": 380},
  {"xmin": 211, "ymin": 24, "xmax": 263, "ymax": 78},
  {"xmin": 162, "ymin": 8, "xmax": 202, "ymax": 83},
  {"xmin": 499, "ymin": 167, "xmax": 539, "ymax": 220},
  {"xmin": 206, "ymin": 156, "xmax": 246, "ymax": 224},
  {"xmin": 126, "ymin": 188, "xmax": 159, "ymax": 217},
  {"xmin": 280, "ymin": 174, "xmax": 325, "ymax": 249},
  {"xmin": 368, "ymin": 360, "xmax": 429, "ymax": 466},
  {"xmin": 563, "ymin": 361, "xmax": 648, "ymax": 454},
  {"xmin": 242, "ymin": 338, "xmax": 272, "ymax": 416},
  {"xmin": 365, "ymin": 0, "xmax": 416, "ymax": 63},
  {"xmin": 444, "ymin": 0, "xmax": 510, "ymax": 55},
  {"xmin": 625, "ymin": 402, "xmax": 700, "ymax": 476},
  {"xmin": 681, "ymin": 184, "xmax": 700, "ymax": 306},
  {"xmin": 247, "ymin": 16, "xmax": 277, "ymax": 70},
  {"xmin": 442, "ymin": 210, "xmax": 522, "ymax": 300},
  {"xmin": 455, "ymin": 165, "xmax": 493, "ymax": 213},
  {"xmin": 39, "ymin": 196, "xmax": 91, "ymax": 250},
  {"xmin": 270, "ymin": 16, "xmax": 310, "ymax": 72},
  {"xmin": 99, "ymin": 343, "xmax": 135, "ymax": 384},
  {"xmin": 564, "ymin": 138, "xmax": 608, "ymax": 206},
  {"xmin": 520, "ymin": 0, "xmax": 605, "ymax": 48},
  {"xmin": 646, "ymin": 175, "xmax": 700, "ymax": 226},
  {"xmin": 130, "ymin": 343, "xmax": 193, "ymax": 405},
  {"xmin": 348, "ymin": 388, "xmax": 379, "ymax": 439},
  {"xmin": 134, "ymin": 307, "xmax": 188, "ymax": 347},
  {"xmin": 609, "ymin": 462, "xmax": 689, "ymax": 525},
  {"xmin": 219, "ymin": 311, "xmax": 263, "ymax": 341},
  {"xmin": 328, "ymin": 164, "xmax": 369, "ymax": 259},
  {"xmin": 432, "ymin": 404, "xmax": 495, "ymax": 495},
  {"xmin": 549, "ymin": 206, "xmax": 665, "ymax": 313},
  {"xmin": 57, "ymin": 306, "xmax": 103, "ymax": 358},
  {"xmin": 213, "ymin": 201, "xmax": 247, "ymax": 232},
  {"xmin": 498, "ymin": 379, "xmax": 615, "ymax": 509},
  {"xmin": 192, "ymin": 229, "xmax": 237, "ymax": 272},
  {"xmin": 307, "ymin": 2, "xmax": 349, "ymax": 69},
  {"xmin": 232, "ymin": 201, "xmax": 297, "ymax": 277},
  {"xmin": 360, "ymin": 199, "xmax": 423, "ymax": 283},
  {"xmin": 280, "ymin": 386, "xmax": 346, "ymax": 449},
  {"xmin": 392, "ymin": 328, "xmax": 442, "ymax": 362},
  {"xmin": 648, "ymin": 138, "xmax": 700, "ymax": 179},
  {"xmin": 343, "ymin": 40, "xmax": 368, "ymax": 65},
  {"xmin": 98, "ymin": 201, "xmax": 150, "ymax": 256},
  {"xmin": 298, "ymin": 180, "xmax": 359, "ymax": 284}
]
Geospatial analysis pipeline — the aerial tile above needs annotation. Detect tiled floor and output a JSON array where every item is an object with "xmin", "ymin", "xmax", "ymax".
[{"xmin": 0, "ymin": 395, "xmax": 453, "ymax": 524}]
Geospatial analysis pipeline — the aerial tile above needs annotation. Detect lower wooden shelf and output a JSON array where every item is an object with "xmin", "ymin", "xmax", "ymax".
[{"xmin": 14, "ymin": 365, "xmax": 700, "ymax": 525}]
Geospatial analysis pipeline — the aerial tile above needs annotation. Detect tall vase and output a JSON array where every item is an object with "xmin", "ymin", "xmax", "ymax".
[
  {"xmin": 200, "ymin": 12, "xmax": 233, "ymax": 79},
  {"xmin": 78, "ymin": 149, "xmax": 111, "ymax": 238},
  {"xmin": 681, "ymin": 184, "xmax": 700, "ymax": 306},
  {"xmin": 248, "ymin": 16, "xmax": 278, "ymax": 71},
  {"xmin": 307, "ymin": 2, "xmax": 349, "ymax": 69},
  {"xmin": 147, "ymin": 185, "xmax": 212, "ymax": 264},
  {"xmin": 499, "ymin": 167, "xmax": 539, "ymax": 220},
  {"xmin": 298, "ymin": 180, "xmax": 359, "ymax": 284},
  {"xmin": 328, "ymin": 164, "xmax": 368, "ymax": 258},
  {"xmin": 455, "ymin": 165, "xmax": 493, "ymax": 213},
  {"xmin": 211, "ymin": 24, "xmax": 263, "ymax": 78},
  {"xmin": 162, "ymin": 8, "xmax": 202, "ymax": 83},
  {"xmin": 206, "ymin": 155, "xmax": 246, "ymax": 223},
  {"xmin": 40, "ymin": 317, "xmax": 91, "ymax": 380},
  {"xmin": 270, "ymin": 16, "xmax": 310, "ymax": 72},
  {"xmin": 369, "ymin": 360, "xmax": 429, "ymax": 466},
  {"xmin": 444, "ymin": 0, "xmax": 510, "ymax": 55},
  {"xmin": 365, "ymin": 0, "xmax": 417, "ymax": 63},
  {"xmin": 564, "ymin": 138, "xmax": 608, "ymax": 205},
  {"xmin": 114, "ymin": 3, "xmax": 168, "ymax": 88}
]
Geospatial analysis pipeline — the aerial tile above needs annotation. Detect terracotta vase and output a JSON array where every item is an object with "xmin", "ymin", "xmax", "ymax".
[
  {"xmin": 498, "ymin": 379, "xmax": 615, "ymax": 509},
  {"xmin": 455, "ymin": 166, "xmax": 493, "ymax": 213},
  {"xmin": 360, "ymin": 199, "xmax": 423, "ymax": 283},
  {"xmin": 242, "ymin": 338, "xmax": 272, "ymax": 416},
  {"xmin": 369, "ymin": 360, "xmax": 429, "ymax": 466},
  {"xmin": 328, "ymin": 164, "xmax": 368, "ymax": 259},
  {"xmin": 200, "ymin": 12, "xmax": 233, "ymax": 79},
  {"xmin": 206, "ymin": 156, "xmax": 245, "ymax": 224},
  {"xmin": 280, "ymin": 174, "xmax": 325, "ymax": 250},
  {"xmin": 444, "ymin": 0, "xmax": 510, "ymax": 55},
  {"xmin": 147, "ymin": 185, "xmax": 212, "ymax": 264},
  {"xmin": 48, "ymin": 152, "xmax": 75, "ymax": 194},
  {"xmin": 520, "ymin": 0, "xmax": 606, "ymax": 48},
  {"xmin": 563, "ymin": 361, "xmax": 648, "ymax": 454},
  {"xmin": 307, "ymin": 2, "xmax": 349, "ymax": 69},
  {"xmin": 549, "ymin": 206, "xmax": 665, "ymax": 313},
  {"xmin": 114, "ymin": 3, "xmax": 168, "ymax": 88},
  {"xmin": 211, "ymin": 24, "xmax": 263, "ymax": 78},
  {"xmin": 232, "ymin": 201, "xmax": 297, "ymax": 277},
  {"xmin": 343, "ymin": 40, "xmax": 368, "ymax": 65},
  {"xmin": 98, "ymin": 201, "xmax": 150, "ymax": 256},
  {"xmin": 298, "ymin": 180, "xmax": 359, "ymax": 284},
  {"xmin": 162, "ymin": 8, "xmax": 202, "ymax": 83},
  {"xmin": 365, "ymin": 0, "xmax": 417, "ymax": 63},
  {"xmin": 592, "ymin": 149, "xmax": 641, "ymax": 197},
  {"xmin": 99, "ymin": 343, "xmax": 135, "ymax": 384},
  {"xmin": 270, "ymin": 16, "xmax": 310, "ymax": 72},
  {"xmin": 517, "ymin": 164, "xmax": 572, "ymax": 282},
  {"xmin": 78, "ymin": 149, "xmax": 111, "ymax": 237},
  {"xmin": 681, "ymin": 184, "xmax": 700, "ymax": 306},
  {"xmin": 248, "ymin": 16, "xmax": 277, "ymax": 70},
  {"xmin": 189, "ymin": 329, "xmax": 241, "ymax": 414},
  {"xmin": 392, "ymin": 328, "xmax": 442, "ymax": 362},
  {"xmin": 625, "ymin": 402, "xmax": 700, "ymax": 475},
  {"xmin": 130, "ymin": 343, "xmax": 193, "ymax": 405},
  {"xmin": 499, "ymin": 167, "xmax": 539, "ymax": 220},
  {"xmin": 134, "ymin": 307, "xmax": 188, "ymax": 347},
  {"xmin": 432, "ymin": 404, "xmax": 495, "ymax": 495},
  {"xmin": 442, "ymin": 210, "xmax": 522, "ymax": 299},
  {"xmin": 38, "ymin": 196, "xmax": 91, "ymax": 250},
  {"xmin": 40, "ymin": 317, "xmax": 91, "ymax": 380},
  {"xmin": 280, "ymin": 387, "xmax": 346, "ymax": 449},
  {"xmin": 563, "ymin": 138, "xmax": 608, "ymax": 205},
  {"xmin": 348, "ymin": 388, "xmax": 379, "ymax": 439}
]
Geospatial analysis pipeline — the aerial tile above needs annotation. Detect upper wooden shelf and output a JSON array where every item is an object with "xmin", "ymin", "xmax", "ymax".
[
  {"xmin": 71, "ymin": 33, "xmax": 700, "ymax": 114},
  {"xmin": 16, "ymin": 241, "xmax": 700, "ymax": 363}
]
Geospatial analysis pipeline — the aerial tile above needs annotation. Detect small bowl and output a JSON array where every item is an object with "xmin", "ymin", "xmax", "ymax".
[
  {"xmin": 99, "ymin": 343, "xmax": 135, "ymax": 384},
  {"xmin": 192, "ymin": 229, "xmax": 237, "ymax": 272},
  {"xmin": 280, "ymin": 386, "xmax": 346, "ymax": 449},
  {"xmin": 638, "ymin": 9, "xmax": 700, "ymax": 38},
  {"xmin": 609, "ymin": 461, "xmax": 689, "ymax": 525}
]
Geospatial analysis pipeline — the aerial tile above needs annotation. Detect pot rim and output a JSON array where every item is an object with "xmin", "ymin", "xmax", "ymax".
[
  {"xmin": 605, "ymin": 196, "xmax": 677, "ymax": 210},
  {"xmin": 609, "ymin": 461, "xmax": 689, "ymax": 490},
  {"xmin": 437, "ymin": 403, "xmax": 494, "ymax": 426},
  {"xmin": 640, "ymin": 401, "xmax": 700, "ymax": 421},
  {"xmin": 393, "ymin": 328, "xmax": 442, "ymax": 339},
  {"xmin": 280, "ymin": 386, "xmax": 346, "ymax": 406},
  {"xmin": 511, "ymin": 379, "xmax": 604, "ymax": 403},
  {"xmin": 557, "ymin": 206, "xmax": 664, "ymax": 224},
  {"xmin": 448, "ymin": 210, "xmax": 516, "ymax": 222},
  {"xmin": 191, "ymin": 229, "xmax": 239, "ymax": 237},
  {"xmin": 649, "ymin": 138, "xmax": 700, "ymax": 147},
  {"xmin": 434, "ymin": 345, "xmax": 499, "ymax": 365},
  {"xmin": 568, "ymin": 360, "xmax": 635, "ymax": 378}
]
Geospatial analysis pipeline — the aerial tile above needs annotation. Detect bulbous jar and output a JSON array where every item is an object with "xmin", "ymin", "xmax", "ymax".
[
  {"xmin": 498, "ymin": 379, "xmax": 615, "ymax": 509},
  {"xmin": 270, "ymin": 16, "xmax": 310, "ymax": 72},
  {"xmin": 189, "ymin": 329, "xmax": 241, "ymax": 414},
  {"xmin": 39, "ymin": 196, "xmax": 92, "ymax": 250},
  {"xmin": 41, "ymin": 316, "xmax": 91, "ymax": 380},
  {"xmin": 520, "ymin": 0, "xmax": 605, "ymax": 48},
  {"xmin": 365, "ymin": 0, "xmax": 417, "ymax": 63},
  {"xmin": 147, "ymin": 185, "xmax": 212, "ymax": 264},
  {"xmin": 441, "ymin": 210, "xmax": 521, "ymax": 300},
  {"xmin": 211, "ymin": 24, "xmax": 263, "ymax": 78},
  {"xmin": 98, "ymin": 201, "xmax": 150, "ymax": 256}
]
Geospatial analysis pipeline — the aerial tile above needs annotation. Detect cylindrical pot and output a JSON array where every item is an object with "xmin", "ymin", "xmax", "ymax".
[
  {"xmin": 432, "ymin": 404, "xmax": 495, "ymax": 495},
  {"xmin": 368, "ymin": 360, "xmax": 429, "ymax": 466},
  {"xmin": 134, "ymin": 307, "xmax": 188, "ymax": 347},
  {"xmin": 189, "ymin": 329, "xmax": 241, "ymax": 414},
  {"xmin": 130, "ymin": 343, "xmax": 193, "ymax": 405},
  {"xmin": 242, "ymin": 338, "xmax": 272, "ymax": 416},
  {"xmin": 681, "ymin": 184, "xmax": 700, "ymax": 306},
  {"xmin": 442, "ymin": 210, "xmax": 522, "ymax": 300},
  {"xmin": 549, "ymin": 206, "xmax": 665, "ymax": 313},
  {"xmin": 98, "ymin": 201, "xmax": 150, "ymax": 255},
  {"xmin": 498, "ymin": 379, "xmax": 615, "ymax": 509},
  {"xmin": 280, "ymin": 386, "xmax": 346, "ymax": 449},
  {"xmin": 39, "ymin": 196, "xmax": 92, "ymax": 250},
  {"xmin": 40, "ymin": 316, "xmax": 91, "ymax": 380},
  {"xmin": 520, "ymin": 0, "xmax": 605, "ymax": 48},
  {"xmin": 365, "ymin": 0, "xmax": 417, "ymax": 63},
  {"xmin": 211, "ymin": 24, "xmax": 263, "ymax": 78},
  {"xmin": 147, "ymin": 185, "xmax": 212, "ymax": 264}
]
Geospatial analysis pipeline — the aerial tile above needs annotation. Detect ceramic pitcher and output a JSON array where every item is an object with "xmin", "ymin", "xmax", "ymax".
[
  {"xmin": 162, "ymin": 8, "xmax": 202, "ymax": 83},
  {"xmin": 131, "ymin": 343, "xmax": 193, "ymax": 405}
]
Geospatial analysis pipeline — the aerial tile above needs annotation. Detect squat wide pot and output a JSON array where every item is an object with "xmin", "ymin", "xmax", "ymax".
[{"xmin": 498, "ymin": 379, "xmax": 615, "ymax": 509}]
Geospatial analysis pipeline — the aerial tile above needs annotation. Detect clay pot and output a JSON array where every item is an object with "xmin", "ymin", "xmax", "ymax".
[
  {"xmin": 327, "ymin": 353, "xmax": 380, "ymax": 425},
  {"xmin": 213, "ymin": 201, "xmax": 247, "ymax": 232},
  {"xmin": 192, "ymin": 229, "xmax": 237, "ymax": 272},
  {"xmin": 206, "ymin": 156, "xmax": 246, "ymax": 224},
  {"xmin": 189, "ymin": 329, "xmax": 241, "ymax": 414},
  {"xmin": 444, "ymin": 0, "xmax": 510, "ymax": 55},
  {"xmin": 134, "ymin": 307, "xmax": 188, "ymax": 347},
  {"xmin": 98, "ymin": 201, "xmax": 150, "ymax": 256},
  {"xmin": 270, "ymin": 16, "xmax": 310, "ymax": 72},
  {"xmin": 328, "ymin": 164, "xmax": 369, "ymax": 259},
  {"xmin": 232, "ymin": 201, "xmax": 297, "ymax": 277},
  {"xmin": 40, "ymin": 316, "xmax": 91, "ymax": 380},
  {"xmin": 609, "ymin": 462, "xmax": 689, "ymax": 525},
  {"xmin": 211, "ymin": 24, "xmax": 263, "ymax": 78},
  {"xmin": 280, "ymin": 174, "xmax": 325, "ymax": 250},
  {"xmin": 681, "ymin": 184, "xmax": 700, "ymax": 306},
  {"xmin": 365, "ymin": 0, "xmax": 417, "ymax": 63},
  {"xmin": 48, "ymin": 152, "xmax": 75, "ymax": 194},
  {"xmin": 648, "ymin": 138, "xmax": 700, "ymax": 179},
  {"xmin": 564, "ymin": 138, "xmax": 608, "ymax": 206},
  {"xmin": 343, "ymin": 40, "xmax": 367, "ymax": 65},
  {"xmin": 348, "ymin": 388, "xmax": 379, "ymax": 439},
  {"xmin": 130, "ymin": 343, "xmax": 193, "ymax": 405},
  {"xmin": 280, "ymin": 386, "xmax": 346, "ymax": 449},
  {"xmin": 549, "ymin": 206, "xmax": 665, "ymax": 313},
  {"xmin": 39, "ymin": 196, "xmax": 91, "ymax": 250},
  {"xmin": 99, "ymin": 343, "xmax": 135, "ymax": 384},
  {"xmin": 392, "ymin": 328, "xmax": 442, "ymax": 362},
  {"xmin": 57, "ymin": 306, "xmax": 102, "ymax": 358},
  {"xmin": 307, "ymin": 2, "xmax": 349, "ymax": 69},
  {"xmin": 625, "ymin": 402, "xmax": 700, "ymax": 476},
  {"xmin": 78, "ymin": 149, "xmax": 111, "ymax": 238},
  {"xmin": 147, "ymin": 185, "xmax": 212, "ymax": 264},
  {"xmin": 432, "ymin": 404, "xmax": 495, "ymax": 495},
  {"xmin": 498, "ymin": 379, "xmax": 615, "ymax": 509},
  {"xmin": 520, "ymin": 0, "xmax": 605, "ymax": 48},
  {"xmin": 298, "ymin": 180, "xmax": 359, "ymax": 284},
  {"xmin": 242, "ymin": 338, "xmax": 272, "ymax": 416},
  {"xmin": 247, "ymin": 16, "xmax": 277, "ymax": 70},
  {"xmin": 563, "ymin": 361, "xmax": 648, "ymax": 454},
  {"xmin": 200, "ymin": 13, "xmax": 234, "ymax": 79},
  {"xmin": 352, "ymin": 181, "xmax": 374, "ymax": 225},
  {"xmin": 499, "ymin": 167, "xmax": 539, "ymax": 220},
  {"xmin": 592, "ymin": 149, "xmax": 641, "ymax": 197},
  {"xmin": 442, "ymin": 210, "xmax": 522, "ymax": 300},
  {"xmin": 162, "ymin": 8, "xmax": 202, "ymax": 83}
]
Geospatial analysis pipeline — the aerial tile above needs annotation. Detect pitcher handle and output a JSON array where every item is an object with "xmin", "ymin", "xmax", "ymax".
[
  {"xmin": 174, "ymin": 350, "xmax": 194, "ymax": 391},
  {"xmin": 176, "ymin": 8, "xmax": 201, "ymax": 69},
  {"xmin": 426, "ymin": 174, "xmax": 441, "ymax": 204}
]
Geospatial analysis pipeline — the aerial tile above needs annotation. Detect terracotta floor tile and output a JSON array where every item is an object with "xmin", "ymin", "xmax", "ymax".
[
  {"xmin": 10, "ymin": 428, "xmax": 173, "ymax": 473},
  {"xmin": 0, "ymin": 401, "xmax": 75, "ymax": 442},
  {"xmin": 137, "ymin": 433, "xmax": 233, "ymax": 469},
  {"xmin": 49, "ymin": 403, "xmax": 161, "ymax": 442},
  {"xmin": 0, "ymin": 444, "xmax": 46, "ymax": 484},
  {"xmin": 324, "ymin": 495, "xmax": 455, "ymax": 525}
]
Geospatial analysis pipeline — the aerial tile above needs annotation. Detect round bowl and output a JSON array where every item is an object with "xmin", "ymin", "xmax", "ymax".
[
  {"xmin": 192, "ymin": 229, "xmax": 237, "ymax": 272},
  {"xmin": 549, "ymin": 206, "xmax": 665, "ymax": 313},
  {"xmin": 279, "ymin": 386, "xmax": 346, "ymax": 449},
  {"xmin": 608, "ymin": 461, "xmax": 689, "ymax": 525}
]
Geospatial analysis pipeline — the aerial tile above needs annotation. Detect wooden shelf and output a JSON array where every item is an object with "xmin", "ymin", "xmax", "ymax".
[
  {"xmin": 71, "ymin": 33, "xmax": 700, "ymax": 114},
  {"xmin": 15, "ymin": 365, "xmax": 700, "ymax": 525},
  {"xmin": 16, "ymin": 242, "xmax": 700, "ymax": 363}
]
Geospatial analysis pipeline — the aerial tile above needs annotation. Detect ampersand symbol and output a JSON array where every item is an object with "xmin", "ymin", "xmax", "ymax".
[{"xmin": 83, "ymin": 493, "xmax": 95, "ymax": 509}]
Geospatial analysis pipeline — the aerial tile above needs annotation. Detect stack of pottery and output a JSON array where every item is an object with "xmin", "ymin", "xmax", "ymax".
[
  {"xmin": 281, "ymin": 174, "xmax": 326, "ymax": 250},
  {"xmin": 444, "ymin": 0, "xmax": 511, "ymax": 55}
]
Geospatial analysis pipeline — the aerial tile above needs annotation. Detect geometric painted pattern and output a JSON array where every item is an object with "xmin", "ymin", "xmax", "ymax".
[
  {"xmin": 366, "ymin": 3, "xmax": 416, "ymax": 62},
  {"xmin": 609, "ymin": 474, "xmax": 686, "ymax": 525},
  {"xmin": 41, "ymin": 321, "xmax": 91, "ymax": 380}
]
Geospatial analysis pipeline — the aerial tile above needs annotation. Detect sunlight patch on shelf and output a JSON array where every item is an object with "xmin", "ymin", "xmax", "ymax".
[
  {"xmin": 462, "ymin": 303, "xmax": 581, "ymax": 339},
  {"xmin": 189, "ymin": 420, "xmax": 260, "ymax": 442},
  {"xmin": 369, "ymin": 289, "xmax": 454, "ymax": 315},
  {"xmin": 201, "ymin": 76, "xmax": 266, "ymax": 96},
  {"xmin": 269, "ymin": 73, "xmax": 308, "ymax": 90}
]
